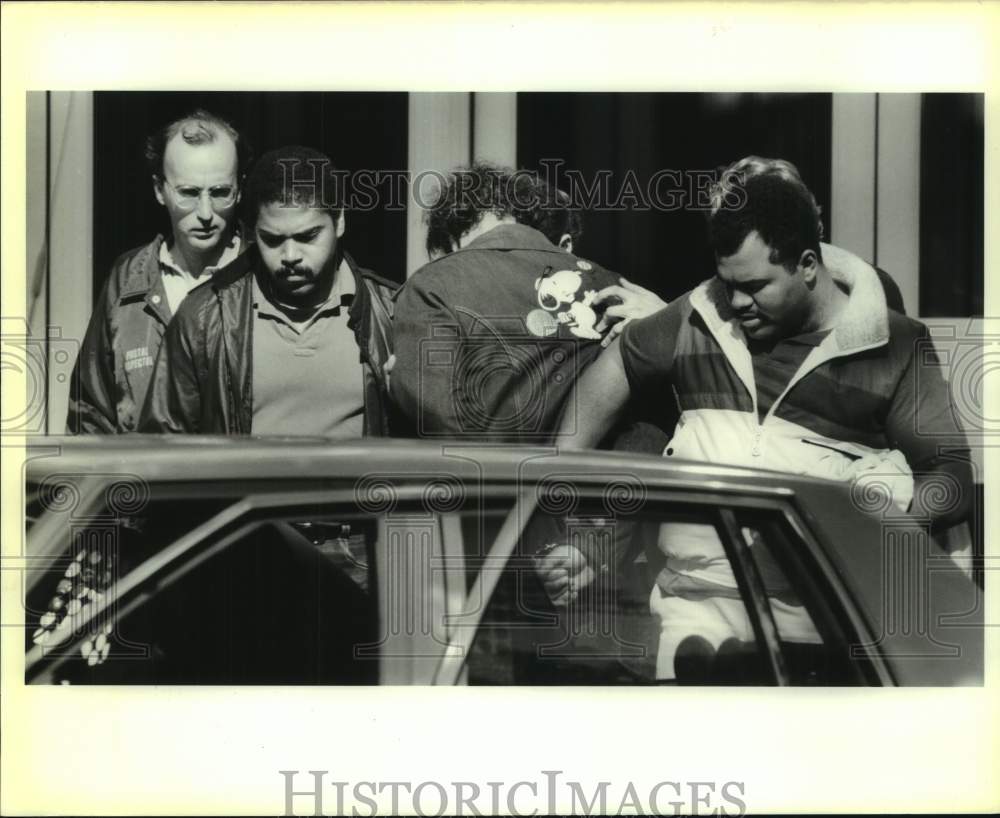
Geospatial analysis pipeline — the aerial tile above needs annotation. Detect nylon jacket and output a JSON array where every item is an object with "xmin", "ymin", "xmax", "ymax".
[
  {"xmin": 67, "ymin": 236, "xmax": 176, "ymax": 433},
  {"xmin": 390, "ymin": 223, "xmax": 620, "ymax": 443},
  {"xmin": 621, "ymin": 258, "xmax": 973, "ymax": 589}
]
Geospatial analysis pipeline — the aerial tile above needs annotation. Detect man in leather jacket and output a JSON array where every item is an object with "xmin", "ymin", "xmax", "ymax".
[{"xmin": 139, "ymin": 145, "xmax": 395, "ymax": 437}]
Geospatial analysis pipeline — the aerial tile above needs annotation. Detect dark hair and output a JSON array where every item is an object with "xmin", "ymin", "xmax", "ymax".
[
  {"xmin": 425, "ymin": 162, "xmax": 584, "ymax": 258},
  {"xmin": 242, "ymin": 145, "xmax": 343, "ymax": 225},
  {"xmin": 518, "ymin": 178, "xmax": 583, "ymax": 248},
  {"xmin": 424, "ymin": 162, "xmax": 528, "ymax": 257},
  {"xmin": 707, "ymin": 156, "xmax": 823, "ymax": 270},
  {"xmin": 144, "ymin": 108, "xmax": 250, "ymax": 180}
]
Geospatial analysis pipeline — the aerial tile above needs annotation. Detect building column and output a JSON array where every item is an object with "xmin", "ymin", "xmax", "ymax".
[
  {"xmin": 831, "ymin": 92, "xmax": 921, "ymax": 318},
  {"xmin": 830, "ymin": 93, "xmax": 877, "ymax": 262},
  {"xmin": 472, "ymin": 92, "xmax": 517, "ymax": 167},
  {"xmin": 46, "ymin": 91, "xmax": 94, "ymax": 433},
  {"xmin": 875, "ymin": 93, "xmax": 921, "ymax": 318},
  {"xmin": 405, "ymin": 92, "xmax": 518, "ymax": 277},
  {"xmin": 406, "ymin": 93, "xmax": 471, "ymax": 277}
]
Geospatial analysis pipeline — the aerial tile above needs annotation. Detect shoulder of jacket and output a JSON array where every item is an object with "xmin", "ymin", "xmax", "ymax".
[
  {"xmin": 356, "ymin": 266, "xmax": 400, "ymax": 296},
  {"xmin": 394, "ymin": 258, "xmax": 460, "ymax": 301},
  {"xmin": 172, "ymin": 270, "xmax": 238, "ymax": 330},
  {"xmin": 110, "ymin": 237, "xmax": 158, "ymax": 269},
  {"xmin": 210, "ymin": 247, "xmax": 256, "ymax": 290},
  {"xmin": 882, "ymin": 312, "xmax": 932, "ymax": 366},
  {"xmin": 104, "ymin": 236, "xmax": 163, "ymax": 297},
  {"xmin": 886, "ymin": 310, "xmax": 928, "ymax": 342}
]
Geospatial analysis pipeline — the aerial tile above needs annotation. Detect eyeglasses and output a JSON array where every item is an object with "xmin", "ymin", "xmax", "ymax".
[{"xmin": 161, "ymin": 179, "xmax": 238, "ymax": 211}]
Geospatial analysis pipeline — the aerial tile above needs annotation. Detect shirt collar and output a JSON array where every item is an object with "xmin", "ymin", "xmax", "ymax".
[
  {"xmin": 160, "ymin": 233, "xmax": 242, "ymax": 278},
  {"xmin": 460, "ymin": 223, "xmax": 561, "ymax": 254}
]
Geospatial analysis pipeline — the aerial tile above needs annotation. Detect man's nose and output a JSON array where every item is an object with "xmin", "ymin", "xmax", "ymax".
[
  {"xmin": 280, "ymin": 243, "xmax": 301, "ymax": 265},
  {"xmin": 195, "ymin": 192, "xmax": 214, "ymax": 221},
  {"xmin": 729, "ymin": 288, "xmax": 753, "ymax": 311}
]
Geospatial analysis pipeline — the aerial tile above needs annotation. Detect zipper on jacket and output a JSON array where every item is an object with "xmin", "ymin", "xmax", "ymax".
[{"xmin": 216, "ymin": 291, "xmax": 241, "ymax": 434}]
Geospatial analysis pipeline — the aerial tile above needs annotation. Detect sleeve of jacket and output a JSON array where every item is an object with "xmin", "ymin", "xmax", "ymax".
[
  {"xmin": 389, "ymin": 273, "xmax": 466, "ymax": 437},
  {"xmin": 366, "ymin": 280, "xmax": 396, "ymax": 392},
  {"xmin": 66, "ymin": 278, "xmax": 119, "ymax": 434},
  {"xmin": 886, "ymin": 324, "xmax": 973, "ymax": 530},
  {"xmin": 138, "ymin": 302, "xmax": 204, "ymax": 433}
]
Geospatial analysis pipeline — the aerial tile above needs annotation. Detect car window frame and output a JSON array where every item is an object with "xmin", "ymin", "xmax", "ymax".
[
  {"xmin": 434, "ymin": 481, "xmax": 887, "ymax": 686},
  {"xmin": 27, "ymin": 483, "xmax": 471, "ymax": 685}
]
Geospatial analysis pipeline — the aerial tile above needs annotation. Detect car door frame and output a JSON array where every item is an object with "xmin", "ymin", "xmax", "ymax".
[
  {"xmin": 433, "ymin": 477, "xmax": 892, "ymax": 686},
  {"xmin": 26, "ymin": 481, "xmax": 467, "ymax": 686}
]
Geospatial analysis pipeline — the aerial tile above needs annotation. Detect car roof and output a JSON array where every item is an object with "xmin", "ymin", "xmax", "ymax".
[
  {"xmin": 25, "ymin": 435, "xmax": 839, "ymax": 491},
  {"xmin": 24, "ymin": 435, "xmax": 982, "ymax": 684}
]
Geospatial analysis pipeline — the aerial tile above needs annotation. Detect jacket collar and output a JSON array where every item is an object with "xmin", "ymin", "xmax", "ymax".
[
  {"xmin": 117, "ymin": 235, "xmax": 167, "ymax": 301},
  {"xmin": 689, "ymin": 255, "xmax": 890, "ymax": 419},
  {"xmin": 460, "ymin": 223, "xmax": 561, "ymax": 254},
  {"xmin": 691, "ymin": 254, "xmax": 890, "ymax": 357},
  {"xmin": 118, "ymin": 230, "xmax": 245, "ymax": 301},
  {"xmin": 159, "ymin": 233, "xmax": 242, "ymax": 279}
]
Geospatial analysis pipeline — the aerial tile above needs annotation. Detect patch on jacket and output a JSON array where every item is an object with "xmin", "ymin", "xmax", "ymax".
[
  {"xmin": 533, "ymin": 267, "xmax": 602, "ymax": 340},
  {"xmin": 124, "ymin": 346, "xmax": 154, "ymax": 372}
]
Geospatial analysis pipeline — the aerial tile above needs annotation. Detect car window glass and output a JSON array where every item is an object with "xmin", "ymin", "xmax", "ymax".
[
  {"xmin": 464, "ymin": 496, "xmax": 773, "ymax": 685},
  {"xmin": 733, "ymin": 509, "xmax": 860, "ymax": 685},
  {"xmin": 26, "ymin": 484, "xmax": 234, "ymax": 663},
  {"xmin": 465, "ymin": 493, "xmax": 852, "ymax": 686},
  {"xmin": 28, "ymin": 484, "xmax": 380, "ymax": 685}
]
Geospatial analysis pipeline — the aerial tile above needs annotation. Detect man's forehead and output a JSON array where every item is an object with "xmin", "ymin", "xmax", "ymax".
[
  {"xmin": 163, "ymin": 133, "xmax": 238, "ymax": 179},
  {"xmin": 256, "ymin": 203, "xmax": 332, "ymax": 233},
  {"xmin": 716, "ymin": 232, "xmax": 778, "ymax": 278}
]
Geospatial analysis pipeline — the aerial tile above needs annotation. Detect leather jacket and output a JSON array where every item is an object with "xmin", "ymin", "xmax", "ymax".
[{"xmin": 138, "ymin": 245, "xmax": 396, "ymax": 436}]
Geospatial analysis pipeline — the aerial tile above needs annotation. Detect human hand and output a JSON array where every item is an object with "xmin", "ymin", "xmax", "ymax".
[
  {"xmin": 846, "ymin": 449, "xmax": 914, "ymax": 514},
  {"xmin": 533, "ymin": 545, "xmax": 596, "ymax": 607},
  {"xmin": 384, "ymin": 353, "xmax": 396, "ymax": 393},
  {"xmin": 592, "ymin": 277, "xmax": 668, "ymax": 347}
]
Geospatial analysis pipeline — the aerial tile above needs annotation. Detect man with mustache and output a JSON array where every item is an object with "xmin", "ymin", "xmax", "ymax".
[
  {"xmin": 139, "ymin": 145, "xmax": 395, "ymax": 436},
  {"xmin": 68, "ymin": 109, "xmax": 248, "ymax": 433},
  {"xmin": 539, "ymin": 156, "xmax": 972, "ymax": 677}
]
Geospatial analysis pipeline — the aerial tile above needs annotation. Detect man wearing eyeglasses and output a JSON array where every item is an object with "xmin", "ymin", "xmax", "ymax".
[{"xmin": 67, "ymin": 109, "xmax": 248, "ymax": 433}]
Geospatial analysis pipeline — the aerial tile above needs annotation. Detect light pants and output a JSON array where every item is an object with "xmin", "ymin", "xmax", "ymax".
[{"xmin": 650, "ymin": 588, "xmax": 821, "ymax": 680}]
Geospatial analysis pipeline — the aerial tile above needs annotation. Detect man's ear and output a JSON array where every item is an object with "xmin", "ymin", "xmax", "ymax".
[
  {"xmin": 798, "ymin": 248, "xmax": 819, "ymax": 284},
  {"xmin": 334, "ymin": 208, "xmax": 346, "ymax": 239},
  {"xmin": 153, "ymin": 176, "xmax": 166, "ymax": 207},
  {"xmin": 558, "ymin": 233, "xmax": 574, "ymax": 254}
]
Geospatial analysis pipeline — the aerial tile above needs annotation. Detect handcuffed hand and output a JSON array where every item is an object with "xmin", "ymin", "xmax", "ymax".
[
  {"xmin": 384, "ymin": 353, "xmax": 396, "ymax": 394},
  {"xmin": 533, "ymin": 544, "xmax": 595, "ymax": 607},
  {"xmin": 592, "ymin": 277, "xmax": 668, "ymax": 347}
]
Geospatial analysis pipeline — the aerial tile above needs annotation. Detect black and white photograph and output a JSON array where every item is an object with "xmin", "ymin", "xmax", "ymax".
[{"xmin": 2, "ymin": 3, "xmax": 997, "ymax": 816}]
